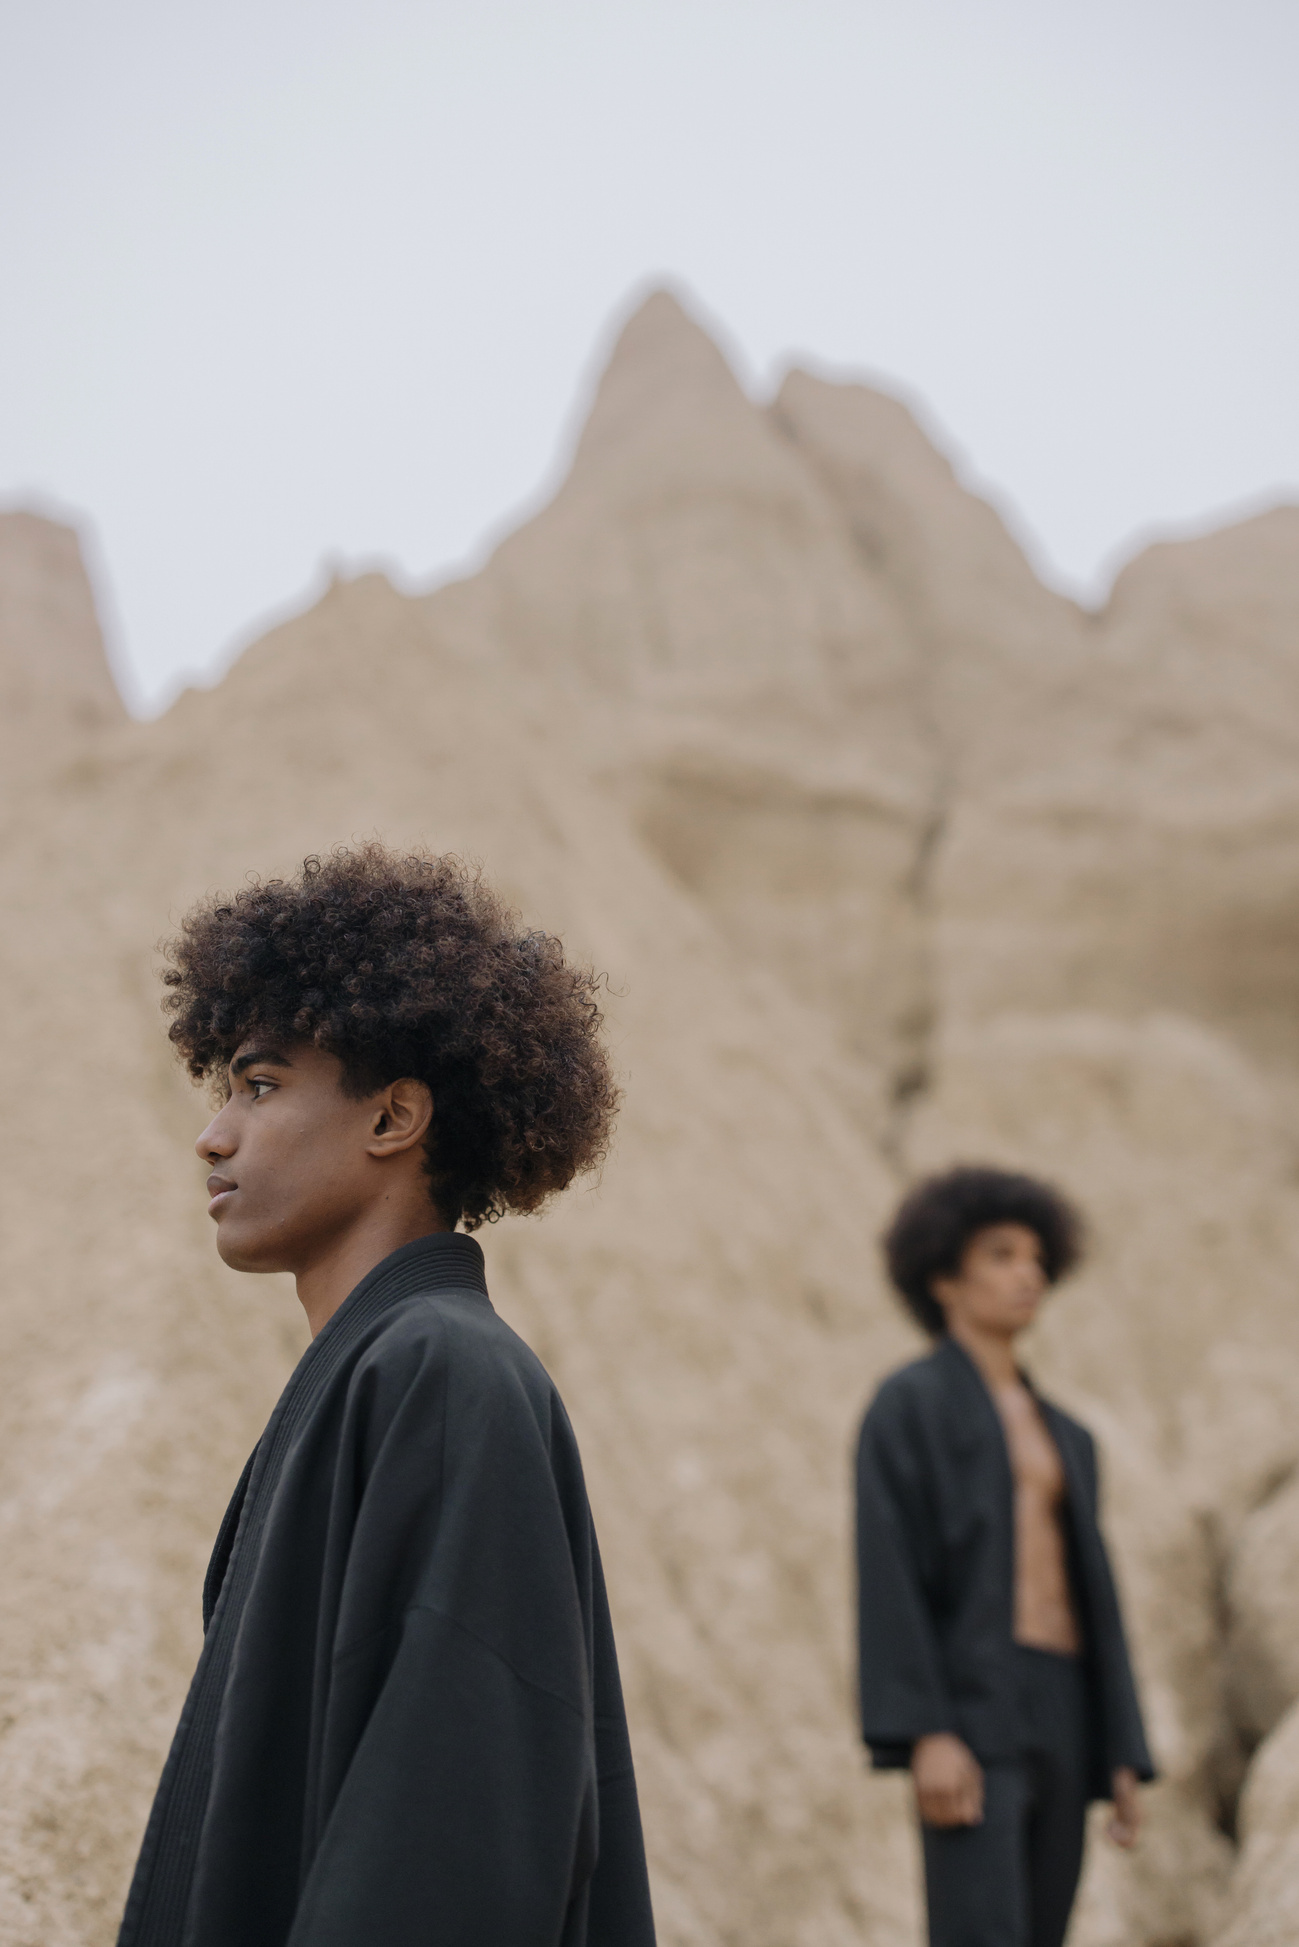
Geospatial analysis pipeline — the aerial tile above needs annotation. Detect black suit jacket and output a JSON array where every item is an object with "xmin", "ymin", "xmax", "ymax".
[{"xmin": 855, "ymin": 1335, "xmax": 1154, "ymax": 1800}]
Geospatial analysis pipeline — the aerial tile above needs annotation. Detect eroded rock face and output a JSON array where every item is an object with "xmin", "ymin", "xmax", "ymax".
[
  {"xmin": 0, "ymin": 511, "xmax": 122, "ymax": 739},
  {"xmin": 1, "ymin": 290, "xmax": 1298, "ymax": 1943},
  {"xmin": 1215, "ymin": 1703, "xmax": 1299, "ymax": 1947},
  {"xmin": 1225, "ymin": 1474, "xmax": 1299, "ymax": 1747}
]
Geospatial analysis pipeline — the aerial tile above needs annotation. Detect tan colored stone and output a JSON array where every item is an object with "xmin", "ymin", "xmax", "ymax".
[
  {"xmin": 1225, "ymin": 1472, "xmax": 1299, "ymax": 1746},
  {"xmin": 0, "ymin": 509, "xmax": 121, "ymax": 726},
  {"xmin": 1214, "ymin": 1703, "xmax": 1299, "ymax": 1947},
  {"xmin": 2, "ymin": 289, "xmax": 1299, "ymax": 1943}
]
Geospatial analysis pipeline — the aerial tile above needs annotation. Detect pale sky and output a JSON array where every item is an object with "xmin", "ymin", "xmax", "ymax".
[{"xmin": 2, "ymin": 0, "xmax": 1295, "ymax": 714}]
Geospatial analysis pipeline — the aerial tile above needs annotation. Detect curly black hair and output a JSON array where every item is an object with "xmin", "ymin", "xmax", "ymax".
[
  {"xmin": 161, "ymin": 845, "xmax": 620, "ymax": 1231},
  {"xmin": 882, "ymin": 1165, "xmax": 1084, "ymax": 1337}
]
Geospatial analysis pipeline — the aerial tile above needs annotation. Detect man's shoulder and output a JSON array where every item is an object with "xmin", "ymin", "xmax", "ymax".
[
  {"xmin": 355, "ymin": 1288, "xmax": 559, "ymax": 1416},
  {"xmin": 871, "ymin": 1345, "xmax": 948, "ymax": 1403},
  {"xmin": 862, "ymin": 1346, "xmax": 948, "ymax": 1428}
]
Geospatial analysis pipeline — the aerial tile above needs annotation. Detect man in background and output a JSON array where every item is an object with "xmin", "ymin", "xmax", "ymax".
[{"xmin": 856, "ymin": 1165, "xmax": 1152, "ymax": 1947}]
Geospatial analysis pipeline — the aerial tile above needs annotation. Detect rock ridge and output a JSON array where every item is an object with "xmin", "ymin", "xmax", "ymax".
[{"xmin": 3, "ymin": 289, "xmax": 1299, "ymax": 1944}]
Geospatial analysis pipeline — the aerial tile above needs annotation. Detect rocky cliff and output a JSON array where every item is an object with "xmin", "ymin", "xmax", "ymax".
[{"xmin": 2, "ymin": 292, "xmax": 1298, "ymax": 1944}]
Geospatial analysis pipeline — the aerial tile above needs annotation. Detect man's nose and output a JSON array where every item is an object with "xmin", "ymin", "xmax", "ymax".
[{"xmin": 196, "ymin": 1108, "xmax": 236, "ymax": 1163}]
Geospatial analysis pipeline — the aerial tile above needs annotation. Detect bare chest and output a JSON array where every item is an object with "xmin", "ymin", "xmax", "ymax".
[{"xmin": 992, "ymin": 1385, "xmax": 1067, "ymax": 1504}]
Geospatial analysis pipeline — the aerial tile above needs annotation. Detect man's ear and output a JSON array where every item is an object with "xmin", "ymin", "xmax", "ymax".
[
  {"xmin": 367, "ymin": 1078, "xmax": 434, "ymax": 1158},
  {"xmin": 929, "ymin": 1274, "xmax": 956, "ymax": 1318}
]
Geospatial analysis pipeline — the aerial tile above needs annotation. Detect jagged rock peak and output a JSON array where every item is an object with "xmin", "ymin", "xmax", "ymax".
[
  {"xmin": 572, "ymin": 286, "xmax": 749, "ymax": 469},
  {"xmin": 772, "ymin": 366, "xmax": 1075, "ymax": 632},
  {"xmin": 0, "ymin": 510, "xmax": 123, "ymax": 724}
]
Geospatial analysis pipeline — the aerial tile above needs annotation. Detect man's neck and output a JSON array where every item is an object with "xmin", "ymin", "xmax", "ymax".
[
  {"xmin": 948, "ymin": 1318, "xmax": 1021, "ymax": 1392},
  {"xmin": 295, "ymin": 1206, "xmax": 452, "ymax": 1339}
]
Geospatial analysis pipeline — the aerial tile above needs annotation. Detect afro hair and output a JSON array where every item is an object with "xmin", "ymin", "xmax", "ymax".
[
  {"xmin": 161, "ymin": 845, "xmax": 619, "ymax": 1231},
  {"xmin": 882, "ymin": 1164, "xmax": 1084, "ymax": 1336}
]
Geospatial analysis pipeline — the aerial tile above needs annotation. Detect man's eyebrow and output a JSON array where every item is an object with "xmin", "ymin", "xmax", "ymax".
[{"xmin": 230, "ymin": 1048, "xmax": 294, "ymax": 1077}]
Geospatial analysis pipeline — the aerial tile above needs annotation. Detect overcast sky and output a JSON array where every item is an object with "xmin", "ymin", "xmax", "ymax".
[{"xmin": 2, "ymin": 0, "xmax": 1295, "ymax": 714}]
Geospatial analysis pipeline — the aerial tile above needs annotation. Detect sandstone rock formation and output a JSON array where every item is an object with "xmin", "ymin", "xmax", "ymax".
[
  {"xmin": 2, "ymin": 288, "xmax": 1298, "ymax": 1944},
  {"xmin": 1219, "ymin": 1703, "xmax": 1299, "ymax": 1947},
  {"xmin": 0, "ymin": 510, "xmax": 122, "ymax": 805}
]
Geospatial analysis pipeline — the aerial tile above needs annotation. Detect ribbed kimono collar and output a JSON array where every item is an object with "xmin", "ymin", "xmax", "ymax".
[
  {"xmin": 311, "ymin": 1230, "xmax": 491, "ymax": 1355},
  {"xmin": 934, "ymin": 1331, "xmax": 995, "ymax": 1396},
  {"xmin": 933, "ymin": 1331, "xmax": 1041, "ymax": 1401},
  {"xmin": 933, "ymin": 1332, "xmax": 1067, "ymax": 1469},
  {"xmin": 932, "ymin": 1332, "xmax": 1019, "ymax": 1457}
]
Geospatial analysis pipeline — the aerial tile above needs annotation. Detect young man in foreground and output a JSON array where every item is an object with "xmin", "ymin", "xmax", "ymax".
[
  {"xmin": 118, "ymin": 846, "xmax": 656, "ymax": 1947},
  {"xmin": 856, "ymin": 1167, "xmax": 1153, "ymax": 1947}
]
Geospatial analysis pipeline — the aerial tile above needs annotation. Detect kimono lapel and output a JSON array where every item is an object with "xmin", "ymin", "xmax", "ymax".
[
  {"xmin": 1024, "ymin": 1383, "xmax": 1089, "ymax": 1519},
  {"xmin": 201, "ymin": 1445, "xmax": 257, "ymax": 1631},
  {"xmin": 935, "ymin": 1334, "xmax": 1014, "ymax": 1472}
]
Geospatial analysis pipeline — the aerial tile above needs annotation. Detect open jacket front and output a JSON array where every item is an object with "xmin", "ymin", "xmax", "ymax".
[{"xmin": 855, "ymin": 1335, "xmax": 1154, "ymax": 1800}]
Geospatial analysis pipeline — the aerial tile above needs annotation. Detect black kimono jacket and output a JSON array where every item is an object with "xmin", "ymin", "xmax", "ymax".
[
  {"xmin": 118, "ymin": 1233, "xmax": 656, "ymax": 1947},
  {"xmin": 855, "ymin": 1335, "xmax": 1154, "ymax": 1801}
]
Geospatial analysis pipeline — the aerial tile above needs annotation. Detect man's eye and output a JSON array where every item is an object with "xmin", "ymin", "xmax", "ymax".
[{"xmin": 250, "ymin": 1080, "xmax": 274, "ymax": 1100}]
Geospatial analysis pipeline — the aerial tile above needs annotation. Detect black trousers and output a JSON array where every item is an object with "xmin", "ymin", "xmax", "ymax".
[{"xmin": 921, "ymin": 1648, "xmax": 1090, "ymax": 1947}]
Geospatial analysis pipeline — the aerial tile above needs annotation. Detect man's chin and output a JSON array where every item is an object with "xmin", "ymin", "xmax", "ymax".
[{"xmin": 214, "ymin": 1224, "xmax": 288, "ymax": 1276}]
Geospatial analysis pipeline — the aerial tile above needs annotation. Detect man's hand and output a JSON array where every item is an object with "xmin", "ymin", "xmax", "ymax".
[
  {"xmin": 911, "ymin": 1733, "xmax": 985, "ymax": 1828},
  {"xmin": 1107, "ymin": 1766, "xmax": 1142, "ymax": 1847}
]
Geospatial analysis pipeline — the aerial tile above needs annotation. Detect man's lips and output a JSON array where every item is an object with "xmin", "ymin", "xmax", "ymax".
[{"xmin": 206, "ymin": 1173, "xmax": 237, "ymax": 1216}]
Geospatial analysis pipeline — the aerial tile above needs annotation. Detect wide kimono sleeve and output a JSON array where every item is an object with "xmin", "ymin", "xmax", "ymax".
[
  {"xmin": 855, "ymin": 1380, "xmax": 958, "ymax": 1765},
  {"xmin": 285, "ymin": 1308, "xmax": 639, "ymax": 1947}
]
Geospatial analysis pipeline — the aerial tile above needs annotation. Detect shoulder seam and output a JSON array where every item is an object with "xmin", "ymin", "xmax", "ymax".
[
  {"xmin": 407, "ymin": 1603, "xmax": 585, "ymax": 1716},
  {"xmin": 334, "ymin": 1601, "xmax": 587, "ymax": 1720}
]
